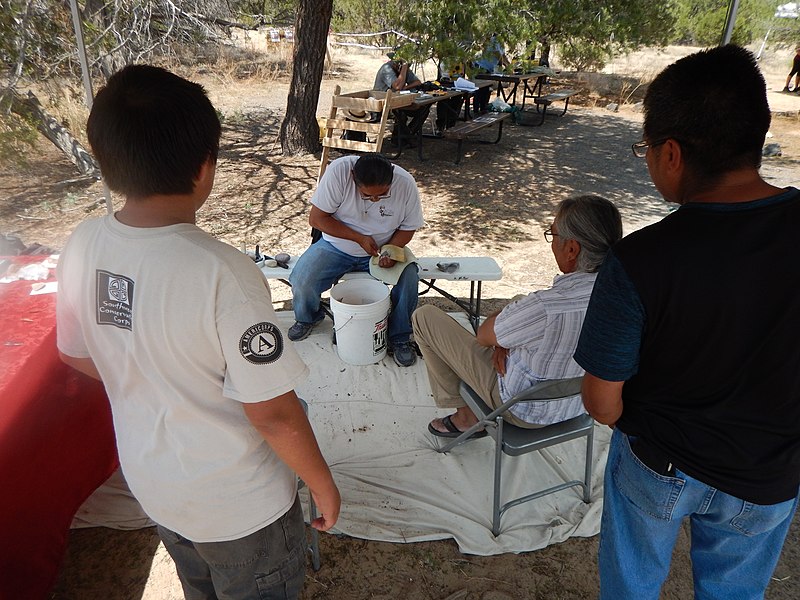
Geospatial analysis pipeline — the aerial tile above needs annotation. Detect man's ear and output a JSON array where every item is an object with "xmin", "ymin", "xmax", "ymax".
[
  {"xmin": 192, "ymin": 157, "xmax": 216, "ymax": 197},
  {"xmin": 566, "ymin": 239, "xmax": 581, "ymax": 261},
  {"xmin": 194, "ymin": 157, "xmax": 216, "ymax": 185},
  {"xmin": 662, "ymin": 138, "xmax": 684, "ymax": 174}
]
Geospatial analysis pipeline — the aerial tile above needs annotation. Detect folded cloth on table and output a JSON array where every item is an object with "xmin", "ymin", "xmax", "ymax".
[{"xmin": 454, "ymin": 77, "xmax": 478, "ymax": 91}]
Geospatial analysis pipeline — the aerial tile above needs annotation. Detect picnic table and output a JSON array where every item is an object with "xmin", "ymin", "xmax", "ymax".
[
  {"xmin": 393, "ymin": 80, "xmax": 502, "ymax": 163},
  {"xmin": 475, "ymin": 72, "xmax": 546, "ymax": 110}
]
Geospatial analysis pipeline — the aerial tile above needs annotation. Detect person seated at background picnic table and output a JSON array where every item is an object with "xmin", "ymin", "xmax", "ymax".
[
  {"xmin": 431, "ymin": 60, "xmax": 466, "ymax": 133},
  {"xmin": 373, "ymin": 53, "xmax": 430, "ymax": 146},
  {"xmin": 288, "ymin": 153, "xmax": 424, "ymax": 367},
  {"xmin": 413, "ymin": 195, "xmax": 622, "ymax": 437}
]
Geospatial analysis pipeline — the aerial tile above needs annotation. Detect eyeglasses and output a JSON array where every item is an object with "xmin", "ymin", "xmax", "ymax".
[
  {"xmin": 543, "ymin": 227, "xmax": 559, "ymax": 243},
  {"xmin": 631, "ymin": 138, "xmax": 668, "ymax": 158},
  {"xmin": 359, "ymin": 191, "xmax": 391, "ymax": 202}
]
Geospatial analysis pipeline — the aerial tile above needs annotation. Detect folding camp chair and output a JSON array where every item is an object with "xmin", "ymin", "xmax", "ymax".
[{"xmin": 435, "ymin": 376, "xmax": 594, "ymax": 536}]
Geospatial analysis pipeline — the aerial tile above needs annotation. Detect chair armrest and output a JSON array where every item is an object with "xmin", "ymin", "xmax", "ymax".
[
  {"xmin": 513, "ymin": 377, "xmax": 584, "ymax": 403},
  {"xmin": 459, "ymin": 376, "xmax": 584, "ymax": 424}
]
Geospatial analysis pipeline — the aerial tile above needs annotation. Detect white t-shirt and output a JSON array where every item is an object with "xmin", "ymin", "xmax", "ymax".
[
  {"xmin": 312, "ymin": 156, "xmax": 425, "ymax": 256},
  {"xmin": 57, "ymin": 215, "xmax": 309, "ymax": 542}
]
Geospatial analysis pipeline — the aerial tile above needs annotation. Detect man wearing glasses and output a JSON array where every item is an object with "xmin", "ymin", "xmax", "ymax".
[
  {"xmin": 288, "ymin": 154, "xmax": 424, "ymax": 367},
  {"xmin": 575, "ymin": 45, "xmax": 800, "ymax": 599}
]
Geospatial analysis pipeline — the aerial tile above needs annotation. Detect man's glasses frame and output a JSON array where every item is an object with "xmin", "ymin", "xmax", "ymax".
[
  {"xmin": 631, "ymin": 138, "xmax": 669, "ymax": 158},
  {"xmin": 543, "ymin": 227, "xmax": 559, "ymax": 243}
]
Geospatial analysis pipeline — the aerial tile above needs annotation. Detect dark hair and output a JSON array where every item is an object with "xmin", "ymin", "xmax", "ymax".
[
  {"xmin": 87, "ymin": 64, "xmax": 221, "ymax": 198},
  {"xmin": 352, "ymin": 154, "xmax": 394, "ymax": 187},
  {"xmin": 643, "ymin": 45, "xmax": 770, "ymax": 188},
  {"xmin": 554, "ymin": 195, "xmax": 623, "ymax": 273}
]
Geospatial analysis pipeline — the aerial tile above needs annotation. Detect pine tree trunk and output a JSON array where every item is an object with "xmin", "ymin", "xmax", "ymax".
[
  {"xmin": 279, "ymin": 0, "xmax": 333, "ymax": 156},
  {"xmin": 540, "ymin": 42, "xmax": 552, "ymax": 68},
  {"xmin": 7, "ymin": 89, "xmax": 100, "ymax": 177}
]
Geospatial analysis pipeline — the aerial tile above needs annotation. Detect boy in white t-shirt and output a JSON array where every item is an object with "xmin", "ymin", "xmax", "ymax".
[
  {"xmin": 288, "ymin": 154, "xmax": 424, "ymax": 367},
  {"xmin": 56, "ymin": 65, "xmax": 339, "ymax": 599}
]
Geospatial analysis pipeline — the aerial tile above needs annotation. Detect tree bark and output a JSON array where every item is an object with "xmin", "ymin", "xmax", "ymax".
[
  {"xmin": 7, "ymin": 88, "xmax": 100, "ymax": 177},
  {"xmin": 279, "ymin": 0, "xmax": 333, "ymax": 156}
]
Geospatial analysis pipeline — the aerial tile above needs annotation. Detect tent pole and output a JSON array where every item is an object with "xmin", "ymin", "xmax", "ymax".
[
  {"xmin": 68, "ymin": 0, "xmax": 113, "ymax": 215},
  {"xmin": 721, "ymin": 0, "xmax": 740, "ymax": 46},
  {"xmin": 757, "ymin": 27, "xmax": 771, "ymax": 60}
]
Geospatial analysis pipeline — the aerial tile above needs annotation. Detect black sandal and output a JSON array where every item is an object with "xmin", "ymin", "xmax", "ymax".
[{"xmin": 427, "ymin": 415, "xmax": 487, "ymax": 439}]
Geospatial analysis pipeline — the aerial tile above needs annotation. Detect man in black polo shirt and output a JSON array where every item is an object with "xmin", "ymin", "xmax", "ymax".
[{"xmin": 574, "ymin": 45, "xmax": 800, "ymax": 599}]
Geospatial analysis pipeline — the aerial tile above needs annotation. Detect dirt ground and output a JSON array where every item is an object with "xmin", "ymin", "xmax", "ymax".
[{"xmin": 2, "ymin": 44, "xmax": 800, "ymax": 599}]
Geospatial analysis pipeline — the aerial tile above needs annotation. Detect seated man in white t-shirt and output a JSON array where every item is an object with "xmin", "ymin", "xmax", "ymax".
[{"xmin": 289, "ymin": 154, "xmax": 424, "ymax": 367}]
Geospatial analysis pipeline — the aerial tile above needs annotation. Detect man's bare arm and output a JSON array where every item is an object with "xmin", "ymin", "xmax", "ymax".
[
  {"xmin": 581, "ymin": 373, "xmax": 624, "ymax": 426},
  {"xmin": 386, "ymin": 229, "xmax": 414, "ymax": 248},
  {"xmin": 309, "ymin": 205, "xmax": 379, "ymax": 256},
  {"xmin": 475, "ymin": 312, "xmax": 501, "ymax": 347},
  {"xmin": 59, "ymin": 352, "xmax": 102, "ymax": 380},
  {"xmin": 389, "ymin": 62, "xmax": 407, "ymax": 91},
  {"xmin": 243, "ymin": 391, "xmax": 341, "ymax": 531}
]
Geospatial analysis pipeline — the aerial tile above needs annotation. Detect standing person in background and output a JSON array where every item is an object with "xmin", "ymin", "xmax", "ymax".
[
  {"xmin": 373, "ymin": 53, "xmax": 430, "ymax": 145},
  {"xmin": 575, "ymin": 45, "xmax": 800, "ymax": 599},
  {"xmin": 470, "ymin": 35, "xmax": 510, "ymax": 114},
  {"xmin": 57, "ymin": 64, "xmax": 340, "ymax": 599},
  {"xmin": 783, "ymin": 45, "xmax": 800, "ymax": 92}
]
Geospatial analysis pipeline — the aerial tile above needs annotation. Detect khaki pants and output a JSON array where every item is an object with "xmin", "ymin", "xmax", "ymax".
[{"xmin": 413, "ymin": 305, "xmax": 538, "ymax": 428}]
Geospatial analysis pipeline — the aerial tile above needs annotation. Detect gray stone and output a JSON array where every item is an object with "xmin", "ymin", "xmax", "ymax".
[
  {"xmin": 763, "ymin": 143, "xmax": 782, "ymax": 157},
  {"xmin": 606, "ymin": 103, "xmax": 619, "ymax": 112}
]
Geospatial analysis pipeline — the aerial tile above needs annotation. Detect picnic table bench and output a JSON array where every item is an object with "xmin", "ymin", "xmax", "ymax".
[
  {"xmin": 530, "ymin": 88, "xmax": 578, "ymax": 125},
  {"xmin": 260, "ymin": 255, "xmax": 502, "ymax": 332},
  {"xmin": 442, "ymin": 112, "xmax": 511, "ymax": 164}
]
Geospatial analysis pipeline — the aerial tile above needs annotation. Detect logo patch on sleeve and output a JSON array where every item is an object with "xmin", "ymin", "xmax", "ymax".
[
  {"xmin": 96, "ymin": 270, "xmax": 134, "ymax": 331},
  {"xmin": 239, "ymin": 322, "xmax": 283, "ymax": 364}
]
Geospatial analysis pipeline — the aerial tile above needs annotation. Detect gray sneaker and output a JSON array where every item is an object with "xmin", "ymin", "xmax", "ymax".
[
  {"xmin": 288, "ymin": 321, "xmax": 315, "ymax": 342},
  {"xmin": 391, "ymin": 341, "xmax": 417, "ymax": 367}
]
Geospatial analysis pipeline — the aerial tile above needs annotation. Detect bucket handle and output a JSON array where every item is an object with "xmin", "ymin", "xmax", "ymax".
[{"xmin": 333, "ymin": 315, "xmax": 355, "ymax": 333}]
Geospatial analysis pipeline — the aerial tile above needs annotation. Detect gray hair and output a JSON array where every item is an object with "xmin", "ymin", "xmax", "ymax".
[{"xmin": 554, "ymin": 195, "xmax": 623, "ymax": 273}]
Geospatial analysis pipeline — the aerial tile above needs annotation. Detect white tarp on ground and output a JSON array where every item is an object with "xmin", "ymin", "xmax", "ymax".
[
  {"xmin": 287, "ymin": 311, "xmax": 610, "ymax": 555},
  {"xmin": 74, "ymin": 310, "xmax": 610, "ymax": 556}
]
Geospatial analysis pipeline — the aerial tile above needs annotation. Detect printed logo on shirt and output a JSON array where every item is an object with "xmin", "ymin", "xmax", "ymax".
[
  {"xmin": 239, "ymin": 321, "xmax": 283, "ymax": 364},
  {"xmin": 95, "ymin": 270, "xmax": 134, "ymax": 331},
  {"xmin": 378, "ymin": 205, "xmax": 393, "ymax": 217}
]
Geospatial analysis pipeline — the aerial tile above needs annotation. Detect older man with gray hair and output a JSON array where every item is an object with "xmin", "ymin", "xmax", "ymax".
[{"xmin": 413, "ymin": 195, "xmax": 622, "ymax": 438}]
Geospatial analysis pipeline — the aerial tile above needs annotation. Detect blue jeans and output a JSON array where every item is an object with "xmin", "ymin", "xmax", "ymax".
[
  {"xmin": 599, "ymin": 428, "xmax": 799, "ymax": 600},
  {"xmin": 157, "ymin": 496, "xmax": 307, "ymax": 600},
  {"xmin": 289, "ymin": 238, "xmax": 418, "ymax": 344}
]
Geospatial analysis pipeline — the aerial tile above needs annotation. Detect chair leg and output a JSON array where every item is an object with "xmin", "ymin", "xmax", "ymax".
[
  {"xmin": 583, "ymin": 424, "xmax": 594, "ymax": 503},
  {"xmin": 308, "ymin": 493, "xmax": 321, "ymax": 571},
  {"xmin": 492, "ymin": 418, "xmax": 504, "ymax": 537}
]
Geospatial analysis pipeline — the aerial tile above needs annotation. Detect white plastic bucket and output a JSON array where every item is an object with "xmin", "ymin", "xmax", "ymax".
[{"xmin": 330, "ymin": 278, "xmax": 390, "ymax": 365}]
